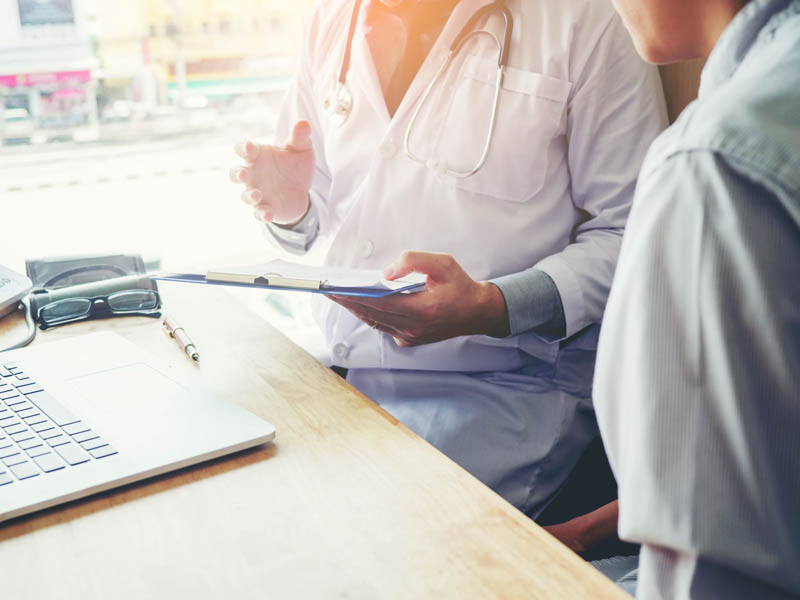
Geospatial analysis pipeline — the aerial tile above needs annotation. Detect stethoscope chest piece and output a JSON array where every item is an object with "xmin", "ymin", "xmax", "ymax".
[{"xmin": 324, "ymin": 82, "xmax": 353, "ymax": 127}]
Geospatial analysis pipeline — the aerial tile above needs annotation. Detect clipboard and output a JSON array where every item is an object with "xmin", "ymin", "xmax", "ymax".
[{"xmin": 151, "ymin": 259, "xmax": 427, "ymax": 298}]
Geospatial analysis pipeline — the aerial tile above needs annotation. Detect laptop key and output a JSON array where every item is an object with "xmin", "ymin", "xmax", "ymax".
[
  {"xmin": 89, "ymin": 445, "xmax": 118, "ymax": 459},
  {"xmin": 0, "ymin": 472, "xmax": 12, "ymax": 485},
  {"xmin": 1, "ymin": 418, "xmax": 23, "ymax": 429},
  {"xmin": 32, "ymin": 425, "xmax": 55, "ymax": 436},
  {"xmin": 46, "ymin": 434, "xmax": 70, "ymax": 447},
  {"xmin": 3, "ymin": 453, "xmax": 27, "ymax": 467},
  {"xmin": 25, "ymin": 391, "xmax": 80, "ymax": 426},
  {"xmin": 40, "ymin": 428, "xmax": 63, "ymax": 440},
  {"xmin": 20, "ymin": 384, "xmax": 44, "ymax": 395},
  {"xmin": 23, "ymin": 414, "xmax": 46, "ymax": 426},
  {"xmin": 18, "ymin": 438, "xmax": 43, "ymax": 451},
  {"xmin": 55, "ymin": 442, "xmax": 90, "ymax": 465},
  {"xmin": 10, "ymin": 461, "xmax": 39, "ymax": 480},
  {"xmin": 4, "ymin": 395, "xmax": 26, "ymax": 406},
  {"xmin": 80, "ymin": 437, "xmax": 108, "ymax": 451},
  {"xmin": 0, "ymin": 446, "xmax": 20, "ymax": 459},
  {"xmin": 62, "ymin": 421, "xmax": 91, "ymax": 436},
  {"xmin": 5, "ymin": 423, "xmax": 27, "ymax": 435},
  {"xmin": 33, "ymin": 452, "xmax": 65, "ymax": 473},
  {"xmin": 11, "ymin": 430, "xmax": 35, "ymax": 443},
  {"xmin": 0, "ymin": 392, "xmax": 21, "ymax": 402},
  {"xmin": 11, "ymin": 380, "xmax": 37, "ymax": 390},
  {"xmin": 16, "ymin": 408, "xmax": 39, "ymax": 420},
  {"xmin": 26, "ymin": 445, "xmax": 51, "ymax": 459},
  {"xmin": 72, "ymin": 430, "xmax": 99, "ymax": 443},
  {"xmin": 10, "ymin": 400, "xmax": 34, "ymax": 412}
]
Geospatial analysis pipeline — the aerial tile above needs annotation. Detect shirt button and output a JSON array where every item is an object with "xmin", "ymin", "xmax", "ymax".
[
  {"xmin": 379, "ymin": 140, "xmax": 397, "ymax": 159},
  {"xmin": 359, "ymin": 239, "xmax": 374, "ymax": 258},
  {"xmin": 332, "ymin": 342, "xmax": 351, "ymax": 359}
]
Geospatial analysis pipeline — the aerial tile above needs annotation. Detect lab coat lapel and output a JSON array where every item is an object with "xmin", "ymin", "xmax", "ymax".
[{"xmin": 352, "ymin": 1, "xmax": 393, "ymax": 125}]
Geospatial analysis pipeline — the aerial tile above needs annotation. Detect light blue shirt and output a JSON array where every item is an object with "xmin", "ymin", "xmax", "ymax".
[{"xmin": 594, "ymin": 1, "xmax": 800, "ymax": 598}]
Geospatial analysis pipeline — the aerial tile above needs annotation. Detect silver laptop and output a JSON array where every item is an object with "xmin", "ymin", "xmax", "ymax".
[{"xmin": 0, "ymin": 331, "xmax": 275, "ymax": 522}]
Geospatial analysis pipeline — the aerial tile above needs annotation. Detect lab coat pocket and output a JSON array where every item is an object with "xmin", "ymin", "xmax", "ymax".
[{"xmin": 437, "ymin": 55, "xmax": 571, "ymax": 203}]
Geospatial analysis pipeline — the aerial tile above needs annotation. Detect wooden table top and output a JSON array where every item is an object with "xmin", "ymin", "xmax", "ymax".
[{"xmin": 0, "ymin": 282, "xmax": 628, "ymax": 599}]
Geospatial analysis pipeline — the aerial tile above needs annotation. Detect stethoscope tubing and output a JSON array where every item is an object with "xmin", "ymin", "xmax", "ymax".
[{"xmin": 327, "ymin": 0, "xmax": 513, "ymax": 177}]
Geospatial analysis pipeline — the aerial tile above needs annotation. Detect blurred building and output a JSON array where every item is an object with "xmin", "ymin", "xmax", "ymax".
[
  {"xmin": 0, "ymin": 0, "xmax": 98, "ymax": 141},
  {"xmin": 94, "ymin": 0, "xmax": 316, "ymax": 111}
]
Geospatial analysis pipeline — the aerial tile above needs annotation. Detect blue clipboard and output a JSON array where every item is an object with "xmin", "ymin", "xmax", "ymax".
[{"xmin": 150, "ymin": 273, "xmax": 426, "ymax": 298}]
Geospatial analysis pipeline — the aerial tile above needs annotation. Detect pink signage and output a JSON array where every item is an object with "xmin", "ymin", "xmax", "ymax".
[{"xmin": 0, "ymin": 70, "xmax": 91, "ymax": 88}]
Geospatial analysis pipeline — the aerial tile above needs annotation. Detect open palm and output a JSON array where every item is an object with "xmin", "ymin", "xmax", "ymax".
[{"xmin": 231, "ymin": 120, "xmax": 315, "ymax": 225}]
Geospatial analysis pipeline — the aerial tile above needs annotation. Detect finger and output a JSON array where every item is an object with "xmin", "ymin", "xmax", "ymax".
[
  {"xmin": 253, "ymin": 205, "xmax": 273, "ymax": 223},
  {"xmin": 234, "ymin": 140, "xmax": 260, "ymax": 162},
  {"xmin": 329, "ymin": 293, "xmax": 418, "ymax": 317},
  {"xmin": 330, "ymin": 296, "xmax": 410, "ymax": 330},
  {"xmin": 229, "ymin": 166, "xmax": 250, "ymax": 184},
  {"xmin": 241, "ymin": 188, "xmax": 263, "ymax": 206},
  {"xmin": 392, "ymin": 336, "xmax": 413, "ymax": 348},
  {"xmin": 383, "ymin": 251, "xmax": 457, "ymax": 282},
  {"xmin": 286, "ymin": 120, "xmax": 313, "ymax": 152}
]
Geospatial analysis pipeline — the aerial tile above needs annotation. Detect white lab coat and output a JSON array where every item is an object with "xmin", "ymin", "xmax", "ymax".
[{"xmin": 272, "ymin": 0, "xmax": 667, "ymax": 514}]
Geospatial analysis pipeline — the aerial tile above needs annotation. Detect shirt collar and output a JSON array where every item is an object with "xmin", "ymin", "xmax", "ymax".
[{"xmin": 699, "ymin": 0, "xmax": 793, "ymax": 96}]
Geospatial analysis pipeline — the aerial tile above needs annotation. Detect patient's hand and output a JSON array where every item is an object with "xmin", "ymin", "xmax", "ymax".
[
  {"xmin": 230, "ymin": 120, "xmax": 315, "ymax": 226},
  {"xmin": 543, "ymin": 500, "xmax": 620, "ymax": 555},
  {"xmin": 330, "ymin": 251, "xmax": 510, "ymax": 347}
]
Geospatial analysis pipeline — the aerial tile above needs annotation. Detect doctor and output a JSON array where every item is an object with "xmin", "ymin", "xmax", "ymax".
[{"xmin": 231, "ymin": 0, "xmax": 666, "ymax": 516}]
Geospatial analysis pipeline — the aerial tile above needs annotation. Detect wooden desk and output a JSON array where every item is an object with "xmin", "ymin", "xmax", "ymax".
[{"xmin": 0, "ymin": 283, "xmax": 628, "ymax": 599}]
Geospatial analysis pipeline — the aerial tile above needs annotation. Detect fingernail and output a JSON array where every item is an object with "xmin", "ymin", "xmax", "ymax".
[{"xmin": 383, "ymin": 267, "xmax": 394, "ymax": 279}]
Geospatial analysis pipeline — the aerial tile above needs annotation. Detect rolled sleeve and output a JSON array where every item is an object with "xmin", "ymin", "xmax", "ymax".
[
  {"xmin": 263, "ymin": 196, "xmax": 320, "ymax": 254},
  {"xmin": 491, "ymin": 268, "xmax": 566, "ymax": 339}
]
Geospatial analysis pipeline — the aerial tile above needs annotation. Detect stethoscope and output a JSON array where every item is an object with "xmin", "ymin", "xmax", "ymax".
[{"xmin": 323, "ymin": 0, "xmax": 513, "ymax": 178}]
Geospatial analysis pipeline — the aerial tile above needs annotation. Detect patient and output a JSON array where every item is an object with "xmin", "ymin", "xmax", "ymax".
[{"xmin": 593, "ymin": 0, "xmax": 800, "ymax": 598}]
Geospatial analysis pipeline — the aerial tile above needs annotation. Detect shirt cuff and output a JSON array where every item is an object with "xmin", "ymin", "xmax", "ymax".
[
  {"xmin": 490, "ymin": 268, "xmax": 566, "ymax": 339},
  {"xmin": 263, "ymin": 198, "xmax": 320, "ymax": 255}
]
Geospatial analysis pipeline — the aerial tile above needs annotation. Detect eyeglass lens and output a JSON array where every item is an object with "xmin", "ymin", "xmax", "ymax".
[
  {"xmin": 39, "ymin": 290, "xmax": 159, "ymax": 324},
  {"xmin": 107, "ymin": 290, "xmax": 159, "ymax": 311}
]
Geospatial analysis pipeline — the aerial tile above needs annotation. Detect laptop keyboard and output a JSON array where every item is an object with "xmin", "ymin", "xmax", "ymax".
[{"xmin": 0, "ymin": 361, "xmax": 118, "ymax": 486}]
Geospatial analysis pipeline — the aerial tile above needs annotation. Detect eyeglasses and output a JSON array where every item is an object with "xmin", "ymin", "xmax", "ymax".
[{"xmin": 37, "ymin": 289, "xmax": 161, "ymax": 329}]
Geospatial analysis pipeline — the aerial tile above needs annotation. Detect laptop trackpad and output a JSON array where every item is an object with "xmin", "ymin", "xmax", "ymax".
[{"xmin": 65, "ymin": 363, "xmax": 188, "ymax": 447}]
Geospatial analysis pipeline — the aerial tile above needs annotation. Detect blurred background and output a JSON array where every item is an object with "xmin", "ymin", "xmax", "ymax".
[
  {"xmin": 0, "ymin": 0, "xmax": 702, "ymax": 354},
  {"xmin": 0, "ymin": 0, "xmax": 322, "ymax": 351}
]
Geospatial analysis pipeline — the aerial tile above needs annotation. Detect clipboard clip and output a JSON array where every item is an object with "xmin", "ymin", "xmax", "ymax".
[{"xmin": 255, "ymin": 272, "xmax": 321, "ymax": 290}]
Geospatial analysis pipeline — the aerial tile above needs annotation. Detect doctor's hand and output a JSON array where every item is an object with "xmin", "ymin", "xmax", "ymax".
[
  {"xmin": 230, "ymin": 120, "xmax": 315, "ymax": 226},
  {"xmin": 330, "ymin": 251, "xmax": 510, "ymax": 347}
]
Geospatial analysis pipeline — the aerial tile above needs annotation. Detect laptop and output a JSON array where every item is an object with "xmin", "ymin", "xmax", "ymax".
[{"xmin": 0, "ymin": 331, "xmax": 275, "ymax": 522}]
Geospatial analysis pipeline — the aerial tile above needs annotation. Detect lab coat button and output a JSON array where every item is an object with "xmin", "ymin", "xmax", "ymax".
[
  {"xmin": 359, "ymin": 239, "xmax": 374, "ymax": 258},
  {"xmin": 379, "ymin": 141, "xmax": 397, "ymax": 159},
  {"xmin": 332, "ymin": 342, "xmax": 351, "ymax": 359}
]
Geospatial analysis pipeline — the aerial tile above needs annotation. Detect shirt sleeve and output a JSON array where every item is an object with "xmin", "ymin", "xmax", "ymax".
[
  {"xmin": 262, "ymin": 9, "xmax": 331, "ymax": 255},
  {"xmin": 594, "ymin": 150, "xmax": 800, "ymax": 599},
  {"xmin": 263, "ymin": 197, "xmax": 320, "ymax": 254},
  {"xmin": 533, "ymin": 15, "xmax": 668, "ymax": 339},
  {"xmin": 490, "ymin": 269, "xmax": 566, "ymax": 338}
]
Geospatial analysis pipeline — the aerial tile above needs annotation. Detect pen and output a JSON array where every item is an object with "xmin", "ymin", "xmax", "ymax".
[{"xmin": 162, "ymin": 315, "xmax": 200, "ymax": 362}]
